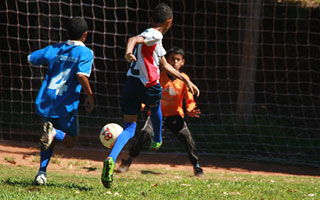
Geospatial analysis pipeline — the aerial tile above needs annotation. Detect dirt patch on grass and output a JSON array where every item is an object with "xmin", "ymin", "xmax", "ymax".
[{"xmin": 0, "ymin": 141, "xmax": 319, "ymax": 178}]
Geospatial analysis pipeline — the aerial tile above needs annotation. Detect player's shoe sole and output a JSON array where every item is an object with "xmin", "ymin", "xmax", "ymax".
[
  {"xmin": 40, "ymin": 121, "xmax": 54, "ymax": 151},
  {"xmin": 101, "ymin": 157, "xmax": 114, "ymax": 188},
  {"xmin": 33, "ymin": 171, "xmax": 47, "ymax": 185},
  {"xmin": 116, "ymin": 159, "xmax": 131, "ymax": 173},
  {"xmin": 150, "ymin": 139, "xmax": 162, "ymax": 151}
]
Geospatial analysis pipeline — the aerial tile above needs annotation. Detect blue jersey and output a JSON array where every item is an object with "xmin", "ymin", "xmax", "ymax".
[{"xmin": 28, "ymin": 40, "xmax": 94, "ymax": 118}]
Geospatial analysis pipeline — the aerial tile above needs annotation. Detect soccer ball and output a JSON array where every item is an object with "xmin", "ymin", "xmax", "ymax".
[{"xmin": 99, "ymin": 123, "xmax": 123, "ymax": 148}]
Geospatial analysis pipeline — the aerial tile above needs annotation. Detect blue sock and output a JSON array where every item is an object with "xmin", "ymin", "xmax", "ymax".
[
  {"xmin": 150, "ymin": 102, "xmax": 162, "ymax": 143},
  {"xmin": 39, "ymin": 148, "xmax": 53, "ymax": 172},
  {"xmin": 108, "ymin": 122, "xmax": 137, "ymax": 163},
  {"xmin": 194, "ymin": 163, "xmax": 200, "ymax": 169},
  {"xmin": 54, "ymin": 129, "xmax": 65, "ymax": 142}
]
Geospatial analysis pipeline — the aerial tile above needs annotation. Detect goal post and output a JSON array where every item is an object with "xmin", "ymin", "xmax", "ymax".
[{"xmin": 0, "ymin": 0, "xmax": 319, "ymax": 166}]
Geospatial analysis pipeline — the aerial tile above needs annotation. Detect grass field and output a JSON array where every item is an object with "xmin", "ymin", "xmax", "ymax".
[{"xmin": 0, "ymin": 164, "xmax": 319, "ymax": 200}]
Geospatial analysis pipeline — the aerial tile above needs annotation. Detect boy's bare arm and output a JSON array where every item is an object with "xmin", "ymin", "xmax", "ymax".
[
  {"xmin": 160, "ymin": 56, "xmax": 200, "ymax": 97},
  {"xmin": 78, "ymin": 74, "xmax": 95, "ymax": 113},
  {"xmin": 124, "ymin": 36, "xmax": 144, "ymax": 63}
]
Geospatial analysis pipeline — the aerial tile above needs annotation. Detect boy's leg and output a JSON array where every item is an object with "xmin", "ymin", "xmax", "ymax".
[
  {"xmin": 111, "ymin": 76, "xmax": 141, "ymax": 162},
  {"xmin": 102, "ymin": 115, "xmax": 137, "ymax": 188},
  {"xmin": 108, "ymin": 120, "xmax": 137, "ymax": 163},
  {"xmin": 177, "ymin": 122, "xmax": 199, "ymax": 166},
  {"xmin": 117, "ymin": 116, "xmax": 153, "ymax": 173},
  {"xmin": 166, "ymin": 116, "xmax": 203, "ymax": 176},
  {"xmin": 129, "ymin": 116, "xmax": 153, "ymax": 158},
  {"xmin": 35, "ymin": 116, "xmax": 75, "ymax": 185},
  {"xmin": 35, "ymin": 120, "xmax": 60, "ymax": 185},
  {"xmin": 34, "ymin": 146, "xmax": 53, "ymax": 185},
  {"xmin": 102, "ymin": 76, "xmax": 142, "ymax": 188},
  {"xmin": 150, "ymin": 102, "xmax": 162, "ymax": 150},
  {"xmin": 142, "ymin": 82, "xmax": 162, "ymax": 150}
]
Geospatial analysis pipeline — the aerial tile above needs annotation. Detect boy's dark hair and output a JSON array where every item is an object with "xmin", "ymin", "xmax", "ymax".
[
  {"xmin": 152, "ymin": 3, "xmax": 173, "ymax": 24},
  {"xmin": 67, "ymin": 17, "xmax": 88, "ymax": 40},
  {"xmin": 167, "ymin": 46, "xmax": 185, "ymax": 59}
]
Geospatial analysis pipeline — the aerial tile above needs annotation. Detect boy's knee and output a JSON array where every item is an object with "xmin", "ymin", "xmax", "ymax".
[{"xmin": 177, "ymin": 127, "xmax": 192, "ymax": 140}]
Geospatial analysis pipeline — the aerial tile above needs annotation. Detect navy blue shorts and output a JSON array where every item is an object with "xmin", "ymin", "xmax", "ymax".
[{"xmin": 122, "ymin": 76, "xmax": 162, "ymax": 115}]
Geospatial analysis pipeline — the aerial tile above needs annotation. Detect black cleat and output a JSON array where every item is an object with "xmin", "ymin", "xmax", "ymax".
[{"xmin": 194, "ymin": 167, "xmax": 204, "ymax": 176}]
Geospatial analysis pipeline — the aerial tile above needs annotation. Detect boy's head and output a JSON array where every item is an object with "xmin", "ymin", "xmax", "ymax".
[
  {"xmin": 67, "ymin": 17, "xmax": 88, "ymax": 41},
  {"xmin": 167, "ymin": 47, "xmax": 185, "ymax": 71},
  {"xmin": 153, "ymin": 3, "xmax": 173, "ymax": 24},
  {"xmin": 153, "ymin": 3, "xmax": 173, "ymax": 34}
]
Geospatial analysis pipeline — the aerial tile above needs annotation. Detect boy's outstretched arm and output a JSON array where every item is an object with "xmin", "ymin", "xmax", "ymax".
[
  {"xmin": 124, "ymin": 36, "xmax": 144, "ymax": 63},
  {"xmin": 160, "ymin": 56, "xmax": 200, "ymax": 97},
  {"xmin": 185, "ymin": 90, "xmax": 201, "ymax": 118},
  {"xmin": 78, "ymin": 74, "xmax": 95, "ymax": 113}
]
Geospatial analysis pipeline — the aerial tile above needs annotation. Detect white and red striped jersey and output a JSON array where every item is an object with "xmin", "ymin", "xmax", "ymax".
[{"xmin": 127, "ymin": 28, "xmax": 166, "ymax": 87}]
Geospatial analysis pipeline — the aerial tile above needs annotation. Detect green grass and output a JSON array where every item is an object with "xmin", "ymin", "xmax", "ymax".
[{"xmin": 0, "ymin": 164, "xmax": 319, "ymax": 199}]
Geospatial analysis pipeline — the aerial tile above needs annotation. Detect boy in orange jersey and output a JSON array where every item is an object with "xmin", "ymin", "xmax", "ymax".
[{"xmin": 117, "ymin": 47, "xmax": 203, "ymax": 176}]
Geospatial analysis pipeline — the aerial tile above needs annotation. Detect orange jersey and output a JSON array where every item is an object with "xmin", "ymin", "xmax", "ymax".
[{"xmin": 160, "ymin": 71, "xmax": 196, "ymax": 118}]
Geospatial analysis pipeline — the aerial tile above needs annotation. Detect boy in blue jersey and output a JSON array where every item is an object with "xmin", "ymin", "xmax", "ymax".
[
  {"xmin": 101, "ymin": 3, "xmax": 200, "ymax": 189},
  {"xmin": 27, "ymin": 17, "xmax": 95, "ymax": 185}
]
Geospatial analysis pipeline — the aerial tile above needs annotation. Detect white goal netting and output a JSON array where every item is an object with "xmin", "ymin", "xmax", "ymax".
[{"xmin": 0, "ymin": 0, "xmax": 319, "ymax": 166}]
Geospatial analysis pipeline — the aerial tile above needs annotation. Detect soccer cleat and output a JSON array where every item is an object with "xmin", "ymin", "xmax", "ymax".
[
  {"xmin": 101, "ymin": 157, "xmax": 114, "ymax": 189},
  {"xmin": 33, "ymin": 171, "xmax": 47, "ymax": 185},
  {"xmin": 116, "ymin": 159, "xmax": 132, "ymax": 173},
  {"xmin": 150, "ymin": 139, "xmax": 162, "ymax": 151},
  {"xmin": 194, "ymin": 167, "xmax": 204, "ymax": 176},
  {"xmin": 40, "ymin": 121, "xmax": 55, "ymax": 151}
]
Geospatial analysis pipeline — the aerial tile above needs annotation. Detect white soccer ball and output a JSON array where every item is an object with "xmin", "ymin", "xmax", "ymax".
[{"xmin": 99, "ymin": 123, "xmax": 123, "ymax": 148}]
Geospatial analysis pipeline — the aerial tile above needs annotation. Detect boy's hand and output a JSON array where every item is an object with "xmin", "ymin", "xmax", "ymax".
[
  {"xmin": 84, "ymin": 95, "xmax": 95, "ymax": 113},
  {"xmin": 186, "ymin": 81, "xmax": 200, "ymax": 97},
  {"xmin": 187, "ymin": 108, "xmax": 201, "ymax": 118},
  {"xmin": 124, "ymin": 52, "xmax": 136, "ymax": 63}
]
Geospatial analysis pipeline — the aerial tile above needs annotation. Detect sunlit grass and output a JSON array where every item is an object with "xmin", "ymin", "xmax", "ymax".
[{"xmin": 0, "ymin": 164, "xmax": 319, "ymax": 199}]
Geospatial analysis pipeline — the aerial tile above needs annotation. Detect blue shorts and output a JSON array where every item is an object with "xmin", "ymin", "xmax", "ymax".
[
  {"xmin": 44, "ymin": 115, "xmax": 79, "ymax": 137},
  {"xmin": 122, "ymin": 76, "xmax": 162, "ymax": 115}
]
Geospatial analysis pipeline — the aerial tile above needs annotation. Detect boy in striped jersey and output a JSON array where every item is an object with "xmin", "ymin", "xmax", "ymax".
[
  {"xmin": 101, "ymin": 3, "xmax": 200, "ymax": 188},
  {"xmin": 117, "ymin": 47, "xmax": 204, "ymax": 176}
]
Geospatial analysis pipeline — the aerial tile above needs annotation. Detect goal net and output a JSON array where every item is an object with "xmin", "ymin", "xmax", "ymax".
[{"xmin": 0, "ymin": 0, "xmax": 319, "ymax": 166}]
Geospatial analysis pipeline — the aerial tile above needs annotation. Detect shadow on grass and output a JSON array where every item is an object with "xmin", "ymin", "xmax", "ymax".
[
  {"xmin": 140, "ymin": 170, "xmax": 162, "ymax": 175},
  {"xmin": 3, "ymin": 177, "xmax": 93, "ymax": 191},
  {"xmin": 82, "ymin": 167, "xmax": 98, "ymax": 172}
]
